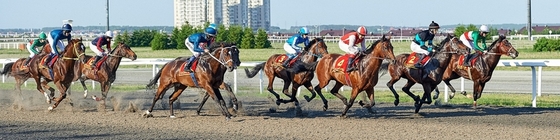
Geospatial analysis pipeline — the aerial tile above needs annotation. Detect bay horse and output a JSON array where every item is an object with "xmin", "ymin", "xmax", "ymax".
[
  {"xmin": 74, "ymin": 42, "xmax": 137, "ymax": 108},
  {"xmin": 27, "ymin": 38, "xmax": 86, "ymax": 110},
  {"xmin": 293, "ymin": 35, "xmax": 395, "ymax": 117},
  {"xmin": 143, "ymin": 42, "xmax": 240, "ymax": 120},
  {"xmin": 382, "ymin": 34, "xmax": 469, "ymax": 113},
  {"xmin": 433, "ymin": 35, "xmax": 519, "ymax": 107},
  {"xmin": 244, "ymin": 38, "xmax": 328, "ymax": 109},
  {"xmin": 1, "ymin": 43, "xmax": 54, "ymax": 96}
]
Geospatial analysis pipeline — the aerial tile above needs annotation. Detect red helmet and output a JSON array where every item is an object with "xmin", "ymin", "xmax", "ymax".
[{"xmin": 357, "ymin": 26, "xmax": 367, "ymax": 36}]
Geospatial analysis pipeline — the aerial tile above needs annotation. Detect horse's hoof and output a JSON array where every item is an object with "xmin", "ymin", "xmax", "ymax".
[
  {"xmin": 358, "ymin": 101, "xmax": 365, "ymax": 107},
  {"xmin": 47, "ymin": 106, "xmax": 54, "ymax": 111},
  {"xmin": 461, "ymin": 91, "xmax": 467, "ymax": 96},
  {"xmin": 46, "ymin": 100, "xmax": 51, "ymax": 104},
  {"xmin": 433, "ymin": 94, "xmax": 439, "ymax": 99},
  {"xmin": 83, "ymin": 90, "xmax": 88, "ymax": 98},
  {"xmin": 225, "ymin": 116, "xmax": 231, "ymax": 121},
  {"xmin": 169, "ymin": 115, "xmax": 176, "ymax": 119},
  {"xmin": 275, "ymin": 100, "xmax": 281, "ymax": 106},
  {"xmin": 338, "ymin": 115, "xmax": 348, "ymax": 119},
  {"xmin": 304, "ymin": 95, "xmax": 311, "ymax": 102},
  {"xmin": 394, "ymin": 100, "xmax": 399, "ymax": 106}
]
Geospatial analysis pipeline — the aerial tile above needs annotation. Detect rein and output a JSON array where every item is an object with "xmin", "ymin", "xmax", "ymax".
[
  {"xmin": 61, "ymin": 41, "xmax": 85, "ymax": 60},
  {"xmin": 485, "ymin": 42, "xmax": 513, "ymax": 56},
  {"xmin": 207, "ymin": 46, "xmax": 235, "ymax": 67}
]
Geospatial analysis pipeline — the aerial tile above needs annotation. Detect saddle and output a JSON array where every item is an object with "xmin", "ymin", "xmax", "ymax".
[
  {"xmin": 405, "ymin": 52, "xmax": 430, "ymax": 69},
  {"xmin": 40, "ymin": 55, "xmax": 59, "ymax": 69},
  {"xmin": 86, "ymin": 56, "xmax": 108, "ymax": 70},
  {"xmin": 333, "ymin": 54, "xmax": 363, "ymax": 72},
  {"xmin": 275, "ymin": 54, "xmax": 300, "ymax": 68},
  {"xmin": 180, "ymin": 57, "xmax": 199, "ymax": 73},
  {"xmin": 458, "ymin": 53, "xmax": 480, "ymax": 69}
]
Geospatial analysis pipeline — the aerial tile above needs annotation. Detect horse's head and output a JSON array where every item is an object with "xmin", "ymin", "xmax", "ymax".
[
  {"xmin": 438, "ymin": 34, "xmax": 469, "ymax": 55},
  {"xmin": 209, "ymin": 42, "xmax": 240, "ymax": 72},
  {"xmin": 305, "ymin": 37, "xmax": 328, "ymax": 58},
  {"xmin": 112, "ymin": 42, "xmax": 138, "ymax": 61},
  {"xmin": 365, "ymin": 34, "xmax": 396, "ymax": 63},
  {"xmin": 489, "ymin": 35, "xmax": 518, "ymax": 59},
  {"xmin": 63, "ymin": 38, "xmax": 86, "ymax": 59}
]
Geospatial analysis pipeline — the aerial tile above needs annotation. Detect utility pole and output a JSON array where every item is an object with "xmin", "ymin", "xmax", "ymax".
[
  {"xmin": 527, "ymin": 0, "xmax": 532, "ymax": 40},
  {"xmin": 106, "ymin": 0, "xmax": 110, "ymax": 31}
]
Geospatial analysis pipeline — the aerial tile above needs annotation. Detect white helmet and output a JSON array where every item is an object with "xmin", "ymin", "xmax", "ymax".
[
  {"xmin": 479, "ymin": 25, "xmax": 489, "ymax": 33},
  {"xmin": 105, "ymin": 31, "xmax": 114, "ymax": 38}
]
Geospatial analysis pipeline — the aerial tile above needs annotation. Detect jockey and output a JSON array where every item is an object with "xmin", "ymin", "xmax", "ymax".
[
  {"xmin": 282, "ymin": 27, "xmax": 309, "ymax": 67},
  {"xmin": 90, "ymin": 31, "xmax": 114, "ymax": 67},
  {"xmin": 183, "ymin": 27, "xmax": 217, "ymax": 72},
  {"xmin": 411, "ymin": 21, "xmax": 439, "ymax": 68},
  {"xmin": 44, "ymin": 24, "xmax": 72, "ymax": 67},
  {"xmin": 339, "ymin": 26, "xmax": 367, "ymax": 72},
  {"xmin": 459, "ymin": 25, "xmax": 489, "ymax": 67},
  {"xmin": 24, "ymin": 32, "xmax": 48, "ymax": 66}
]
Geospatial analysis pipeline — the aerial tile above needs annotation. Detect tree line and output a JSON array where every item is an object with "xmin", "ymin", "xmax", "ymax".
[{"xmin": 112, "ymin": 22, "xmax": 272, "ymax": 50}]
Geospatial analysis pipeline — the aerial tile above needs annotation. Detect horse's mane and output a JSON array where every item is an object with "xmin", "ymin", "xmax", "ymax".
[
  {"xmin": 305, "ymin": 38, "xmax": 323, "ymax": 51},
  {"xmin": 364, "ymin": 38, "xmax": 382, "ymax": 54},
  {"xmin": 488, "ymin": 35, "xmax": 506, "ymax": 50},
  {"xmin": 61, "ymin": 39, "xmax": 82, "ymax": 53},
  {"xmin": 436, "ymin": 35, "xmax": 453, "ymax": 52}
]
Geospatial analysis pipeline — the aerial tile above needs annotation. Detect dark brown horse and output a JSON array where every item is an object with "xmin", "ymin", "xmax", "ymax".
[
  {"xmin": 143, "ymin": 42, "xmax": 240, "ymax": 120},
  {"xmin": 244, "ymin": 38, "xmax": 328, "ymax": 110},
  {"xmin": 433, "ymin": 35, "xmax": 519, "ymax": 107},
  {"xmin": 293, "ymin": 35, "xmax": 395, "ymax": 117},
  {"xmin": 27, "ymin": 38, "xmax": 86, "ymax": 110},
  {"xmin": 382, "ymin": 34, "xmax": 469, "ymax": 113},
  {"xmin": 73, "ymin": 43, "xmax": 137, "ymax": 108},
  {"xmin": 1, "ymin": 44, "xmax": 54, "ymax": 96}
]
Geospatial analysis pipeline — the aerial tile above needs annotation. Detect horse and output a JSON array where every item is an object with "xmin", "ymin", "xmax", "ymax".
[
  {"xmin": 1, "ymin": 43, "xmax": 54, "ymax": 96},
  {"xmin": 143, "ymin": 42, "xmax": 240, "ymax": 120},
  {"xmin": 27, "ymin": 38, "xmax": 86, "ymax": 110},
  {"xmin": 244, "ymin": 38, "xmax": 328, "ymax": 110},
  {"xmin": 290, "ymin": 35, "xmax": 395, "ymax": 117},
  {"xmin": 382, "ymin": 34, "xmax": 469, "ymax": 113},
  {"xmin": 433, "ymin": 35, "xmax": 519, "ymax": 108},
  {"xmin": 73, "ymin": 42, "xmax": 138, "ymax": 108}
]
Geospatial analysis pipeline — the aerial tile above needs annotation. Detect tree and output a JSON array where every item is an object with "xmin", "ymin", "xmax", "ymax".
[
  {"xmin": 130, "ymin": 29, "xmax": 157, "ymax": 47},
  {"xmin": 254, "ymin": 28, "xmax": 271, "ymax": 49},
  {"xmin": 241, "ymin": 27, "xmax": 254, "ymax": 49},
  {"xmin": 113, "ymin": 30, "xmax": 131, "ymax": 47},
  {"xmin": 216, "ymin": 24, "xmax": 229, "ymax": 42},
  {"xmin": 150, "ymin": 32, "xmax": 168, "ymax": 50},
  {"xmin": 175, "ymin": 22, "xmax": 195, "ymax": 49},
  {"xmin": 453, "ymin": 24, "xmax": 478, "ymax": 37},
  {"xmin": 227, "ymin": 25, "xmax": 243, "ymax": 45}
]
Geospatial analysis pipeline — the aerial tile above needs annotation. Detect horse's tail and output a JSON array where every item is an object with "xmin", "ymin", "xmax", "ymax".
[
  {"xmin": 379, "ymin": 61, "xmax": 390, "ymax": 77},
  {"xmin": 1, "ymin": 62, "xmax": 15, "ymax": 76},
  {"xmin": 287, "ymin": 61, "xmax": 318, "ymax": 74},
  {"xmin": 146, "ymin": 63, "xmax": 169, "ymax": 89},
  {"xmin": 244, "ymin": 62, "xmax": 265, "ymax": 78}
]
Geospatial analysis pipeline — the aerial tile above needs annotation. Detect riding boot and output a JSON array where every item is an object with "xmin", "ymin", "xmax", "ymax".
[
  {"xmin": 346, "ymin": 57, "xmax": 355, "ymax": 72},
  {"xmin": 24, "ymin": 57, "xmax": 31, "ymax": 66},
  {"xmin": 282, "ymin": 57, "xmax": 292, "ymax": 68},
  {"xmin": 414, "ymin": 54, "xmax": 425, "ymax": 68},
  {"xmin": 44, "ymin": 54, "xmax": 53, "ymax": 67},
  {"xmin": 92, "ymin": 56, "xmax": 102, "ymax": 68},
  {"xmin": 184, "ymin": 56, "xmax": 196, "ymax": 72},
  {"xmin": 463, "ymin": 54, "xmax": 470, "ymax": 67}
]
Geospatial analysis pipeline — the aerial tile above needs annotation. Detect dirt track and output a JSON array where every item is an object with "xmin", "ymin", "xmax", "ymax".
[{"xmin": 1, "ymin": 88, "xmax": 559, "ymax": 139}]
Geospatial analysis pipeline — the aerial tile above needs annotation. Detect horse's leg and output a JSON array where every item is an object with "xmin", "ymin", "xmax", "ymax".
[
  {"xmin": 386, "ymin": 76, "xmax": 401, "ymax": 106},
  {"xmin": 196, "ymin": 93, "xmax": 210, "ymax": 115},
  {"xmin": 33, "ymin": 77, "xmax": 50, "ymax": 104},
  {"xmin": 358, "ymin": 87, "xmax": 375, "ymax": 114},
  {"xmin": 219, "ymin": 83, "xmax": 238, "ymax": 111},
  {"xmin": 40, "ymin": 79, "xmax": 55, "ymax": 100},
  {"xmin": 15, "ymin": 78, "xmax": 24, "ymax": 100},
  {"xmin": 79, "ymin": 76, "xmax": 89, "ymax": 98},
  {"xmin": 49, "ymin": 81, "xmax": 68, "ymax": 110},
  {"xmin": 443, "ymin": 79, "xmax": 458, "ymax": 99},
  {"xmin": 303, "ymin": 81, "xmax": 327, "ymax": 109},
  {"xmin": 340, "ymin": 88, "xmax": 359, "ymax": 118},
  {"xmin": 287, "ymin": 83, "xmax": 300, "ymax": 106},
  {"xmin": 329, "ymin": 82, "xmax": 348, "ymax": 106},
  {"xmin": 168, "ymin": 84, "xmax": 187, "ymax": 118},
  {"xmin": 203, "ymin": 85, "xmax": 232, "ymax": 120},
  {"xmin": 265, "ymin": 73, "xmax": 283, "ymax": 106},
  {"xmin": 277, "ymin": 74, "xmax": 294, "ymax": 104},
  {"xmin": 472, "ymin": 81, "xmax": 486, "ymax": 109},
  {"xmin": 401, "ymin": 80, "xmax": 420, "ymax": 102},
  {"xmin": 144, "ymin": 81, "xmax": 171, "ymax": 118}
]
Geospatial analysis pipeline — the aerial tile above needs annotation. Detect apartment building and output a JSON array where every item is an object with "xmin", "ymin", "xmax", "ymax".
[{"xmin": 174, "ymin": 0, "xmax": 270, "ymax": 30}]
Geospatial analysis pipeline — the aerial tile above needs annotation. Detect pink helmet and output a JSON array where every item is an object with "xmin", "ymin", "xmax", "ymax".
[{"xmin": 357, "ymin": 26, "xmax": 367, "ymax": 36}]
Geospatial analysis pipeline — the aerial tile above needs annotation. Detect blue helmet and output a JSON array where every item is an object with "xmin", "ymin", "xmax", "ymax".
[
  {"xmin": 204, "ymin": 27, "xmax": 217, "ymax": 37},
  {"xmin": 299, "ymin": 27, "xmax": 309, "ymax": 35},
  {"xmin": 62, "ymin": 24, "xmax": 72, "ymax": 31},
  {"xmin": 208, "ymin": 23, "xmax": 217, "ymax": 30}
]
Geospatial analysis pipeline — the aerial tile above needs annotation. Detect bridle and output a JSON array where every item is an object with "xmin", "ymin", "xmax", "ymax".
[
  {"xmin": 61, "ymin": 40, "xmax": 85, "ymax": 60},
  {"xmin": 207, "ymin": 46, "xmax": 237, "ymax": 67}
]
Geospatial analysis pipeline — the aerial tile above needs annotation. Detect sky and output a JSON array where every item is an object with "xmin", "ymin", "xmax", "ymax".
[{"xmin": 1, "ymin": 0, "xmax": 559, "ymax": 29}]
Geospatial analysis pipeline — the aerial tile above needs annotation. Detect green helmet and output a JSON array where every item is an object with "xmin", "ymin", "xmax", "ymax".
[{"xmin": 39, "ymin": 32, "xmax": 47, "ymax": 39}]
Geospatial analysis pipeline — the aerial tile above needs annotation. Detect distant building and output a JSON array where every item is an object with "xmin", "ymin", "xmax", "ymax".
[
  {"xmin": 518, "ymin": 25, "xmax": 560, "ymax": 34},
  {"xmin": 174, "ymin": 0, "xmax": 270, "ymax": 30}
]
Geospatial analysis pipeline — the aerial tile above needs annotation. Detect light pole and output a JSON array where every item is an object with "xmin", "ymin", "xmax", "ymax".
[{"xmin": 106, "ymin": 0, "xmax": 110, "ymax": 31}]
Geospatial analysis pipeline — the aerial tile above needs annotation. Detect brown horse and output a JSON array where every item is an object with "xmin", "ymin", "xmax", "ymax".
[
  {"xmin": 143, "ymin": 42, "xmax": 240, "ymax": 120},
  {"xmin": 244, "ymin": 38, "xmax": 328, "ymax": 109},
  {"xmin": 433, "ymin": 35, "xmax": 519, "ymax": 107},
  {"xmin": 74, "ymin": 42, "xmax": 137, "ymax": 108},
  {"xmin": 27, "ymin": 38, "xmax": 86, "ymax": 110},
  {"xmin": 292, "ymin": 35, "xmax": 396, "ymax": 117},
  {"xmin": 1, "ymin": 43, "xmax": 56, "ymax": 97},
  {"xmin": 382, "ymin": 34, "xmax": 469, "ymax": 113}
]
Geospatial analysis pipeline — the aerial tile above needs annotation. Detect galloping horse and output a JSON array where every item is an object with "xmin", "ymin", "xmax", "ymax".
[
  {"xmin": 28, "ymin": 38, "xmax": 86, "ymax": 110},
  {"xmin": 143, "ymin": 42, "xmax": 240, "ymax": 120},
  {"xmin": 74, "ymin": 42, "xmax": 137, "ymax": 107},
  {"xmin": 244, "ymin": 38, "xmax": 328, "ymax": 109},
  {"xmin": 433, "ymin": 35, "xmax": 519, "ymax": 107},
  {"xmin": 383, "ymin": 34, "xmax": 469, "ymax": 113},
  {"xmin": 293, "ymin": 35, "xmax": 395, "ymax": 117},
  {"xmin": 1, "ymin": 44, "xmax": 54, "ymax": 95}
]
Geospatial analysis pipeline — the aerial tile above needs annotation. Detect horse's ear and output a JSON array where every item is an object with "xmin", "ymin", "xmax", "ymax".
[
  {"xmin": 382, "ymin": 34, "xmax": 386, "ymax": 40},
  {"xmin": 80, "ymin": 37, "xmax": 83, "ymax": 41},
  {"xmin": 499, "ymin": 34, "xmax": 506, "ymax": 39}
]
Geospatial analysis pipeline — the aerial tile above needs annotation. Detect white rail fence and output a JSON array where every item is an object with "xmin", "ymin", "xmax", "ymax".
[{"xmin": 2, "ymin": 58, "xmax": 559, "ymax": 107}]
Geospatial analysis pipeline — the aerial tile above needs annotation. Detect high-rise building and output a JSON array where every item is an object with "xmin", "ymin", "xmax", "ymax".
[{"xmin": 174, "ymin": 0, "xmax": 270, "ymax": 30}]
